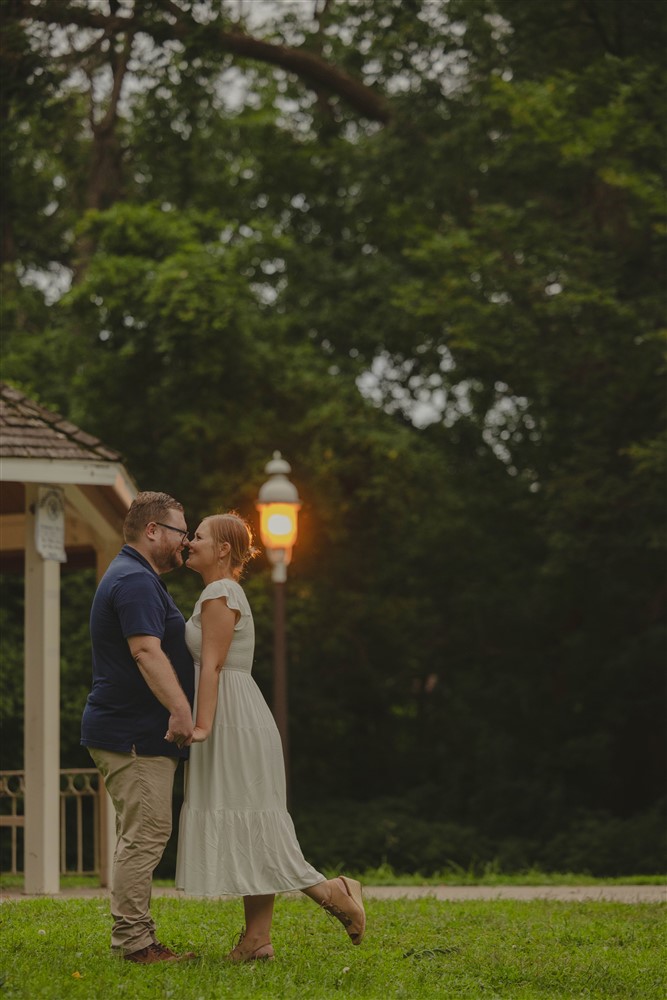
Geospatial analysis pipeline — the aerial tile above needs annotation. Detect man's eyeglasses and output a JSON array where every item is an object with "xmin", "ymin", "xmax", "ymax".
[{"xmin": 154, "ymin": 522, "xmax": 189, "ymax": 543}]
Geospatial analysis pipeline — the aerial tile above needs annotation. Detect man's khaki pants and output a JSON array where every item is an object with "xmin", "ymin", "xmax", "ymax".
[{"xmin": 89, "ymin": 747, "xmax": 178, "ymax": 955}]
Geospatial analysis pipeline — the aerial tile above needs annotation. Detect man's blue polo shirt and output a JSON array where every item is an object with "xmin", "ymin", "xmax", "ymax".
[{"xmin": 81, "ymin": 545, "xmax": 194, "ymax": 758}]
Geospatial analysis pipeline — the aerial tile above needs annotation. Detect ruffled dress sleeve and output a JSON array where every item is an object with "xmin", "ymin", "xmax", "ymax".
[{"xmin": 191, "ymin": 579, "xmax": 250, "ymax": 631}]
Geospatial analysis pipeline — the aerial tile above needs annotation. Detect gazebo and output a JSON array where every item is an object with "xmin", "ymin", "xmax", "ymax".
[{"xmin": 0, "ymin": 382, "xmax": 137, "ymax": 893}]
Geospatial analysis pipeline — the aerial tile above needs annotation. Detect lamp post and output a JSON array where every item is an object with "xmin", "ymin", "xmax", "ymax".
[{"xmin": 256, "ymin": 452, "xmax": 301, "ymax": 801}]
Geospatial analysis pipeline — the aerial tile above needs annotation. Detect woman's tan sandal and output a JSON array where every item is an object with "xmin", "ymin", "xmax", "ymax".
[
  {"xmin": 320, "ymin": 876, "xmax": 366, "ymax": 945},
  {"xmin": 225, "ymin": 929, "xmax": 275, "ymax": 963}
]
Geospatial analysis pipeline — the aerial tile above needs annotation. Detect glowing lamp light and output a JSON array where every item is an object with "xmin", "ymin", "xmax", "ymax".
[
  {"xmin": 256, "ymin": 452, "xmax": 301, "ymax": 581},
  {"xmin": 261, "ymin": 505, "xmax": 298, "ymax": 549}
]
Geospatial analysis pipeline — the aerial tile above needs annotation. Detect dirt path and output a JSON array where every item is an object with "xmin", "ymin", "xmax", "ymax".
[
  {"xmin": 2, "ymin": 884, "xmax": 664, "ymax": 903},
  {"xmin": 361, "ymin": 885, "xmax": 666, "ymax": 903}
]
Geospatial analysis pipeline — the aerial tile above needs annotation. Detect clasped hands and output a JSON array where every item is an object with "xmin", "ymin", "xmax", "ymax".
[{"xmin": 164, "ymin": 712, "xmax": 209, "ymax": 748}]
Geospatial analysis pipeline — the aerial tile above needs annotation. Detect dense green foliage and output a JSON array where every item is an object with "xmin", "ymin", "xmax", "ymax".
[
  {"xmin": 1, "ymin": 896, "xmax": 666, "ymax": 999},
  {"xmin": 1, "ymin": 0, "xmax": 665, "ymax": 874}
]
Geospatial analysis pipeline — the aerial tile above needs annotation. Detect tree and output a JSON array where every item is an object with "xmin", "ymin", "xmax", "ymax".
[{"xmin": 1, "ymin": 0, "xmax": 664, "ymax": 873}]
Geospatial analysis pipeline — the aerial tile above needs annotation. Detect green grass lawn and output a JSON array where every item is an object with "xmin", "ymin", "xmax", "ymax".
[
  {"xmin": 1, "ymin": 865, "xmax": 666, "ymax": 893},
  {"xmin": 0, "ymin": 895, "xmax": 664, "ymax": 999}
]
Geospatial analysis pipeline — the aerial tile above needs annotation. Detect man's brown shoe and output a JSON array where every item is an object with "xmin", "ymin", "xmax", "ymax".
[
  {"xmin": 123, "ymin": 943, "xmax": 196, "ymax": 964},
  {"xmin": 153, "ymin": 941, "xmax": 197, "ymax": 961}
]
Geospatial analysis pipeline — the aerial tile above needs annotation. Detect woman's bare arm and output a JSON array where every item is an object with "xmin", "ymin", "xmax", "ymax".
[{"xmin": 191, "ymin": 596, "xmax": 238, "ymax": 741}]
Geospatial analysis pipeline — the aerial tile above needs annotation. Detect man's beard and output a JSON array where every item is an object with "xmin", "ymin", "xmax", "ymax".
[{"xmin": 154, "ymin": 544, "xmax": 183, "ymax": 574}]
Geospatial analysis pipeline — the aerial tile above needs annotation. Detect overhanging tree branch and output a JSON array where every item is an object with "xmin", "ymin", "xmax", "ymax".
[{"xmin": 19, "ymin": 0, "xmax": 393, "ymax": 124}]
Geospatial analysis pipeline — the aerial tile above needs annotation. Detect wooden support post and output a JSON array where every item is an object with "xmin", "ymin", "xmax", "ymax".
[{"xmin": 23, "ymin": 485, "xmax": 61, "ymax": 894}]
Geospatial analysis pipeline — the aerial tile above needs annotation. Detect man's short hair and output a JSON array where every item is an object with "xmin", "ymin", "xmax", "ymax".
[{"xmin": 123, "ymin": 491, "xmax": 184, "ymax": 542}]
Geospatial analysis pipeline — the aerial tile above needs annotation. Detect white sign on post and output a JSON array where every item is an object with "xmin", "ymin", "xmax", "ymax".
[{"xmin": 35, "ymin": 486, "xmax": 67, "ymax": 563}]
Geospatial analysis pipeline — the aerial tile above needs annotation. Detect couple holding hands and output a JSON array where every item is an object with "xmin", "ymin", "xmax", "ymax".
[{"xmin": 81, "ymin": 491, "xmax": 365, "ymax": 964}]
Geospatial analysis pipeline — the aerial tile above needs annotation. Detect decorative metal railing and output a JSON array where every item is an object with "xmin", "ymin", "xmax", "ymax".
[{"xmin": 0, "ymin": 768, "xmax": 106, "ymax": 877}]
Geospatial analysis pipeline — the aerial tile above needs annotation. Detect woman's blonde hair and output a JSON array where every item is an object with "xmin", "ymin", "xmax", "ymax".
[{"xmin": 205, "ymin": 512, "xmax": 258, "ymax": 580}]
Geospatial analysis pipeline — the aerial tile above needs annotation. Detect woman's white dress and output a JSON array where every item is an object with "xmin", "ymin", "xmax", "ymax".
[{"xmin": 175, "ymin": 578, "xmax": 325, "ymax": 896}]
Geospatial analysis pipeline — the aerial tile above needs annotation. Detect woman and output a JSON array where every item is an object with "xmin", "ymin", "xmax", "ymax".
[{"xmin": 171, "ymin": 512, "xmax": 365, "ymax": 962}]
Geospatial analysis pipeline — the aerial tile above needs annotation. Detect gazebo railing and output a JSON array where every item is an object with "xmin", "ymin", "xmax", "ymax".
[{"xmin": 0, "ymin": 768, "xmax": 108, "ymax": 878}]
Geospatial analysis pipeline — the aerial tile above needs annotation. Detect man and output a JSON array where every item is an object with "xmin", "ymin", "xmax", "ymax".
[{"xmin": 81, "ymin": 491, "xmax": 195, "ymax": 964}]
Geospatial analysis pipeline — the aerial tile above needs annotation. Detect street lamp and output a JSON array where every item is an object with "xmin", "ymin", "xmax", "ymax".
[{"xmin": 256, "ymin": 452, "xmax": 301, "ymax": 801}]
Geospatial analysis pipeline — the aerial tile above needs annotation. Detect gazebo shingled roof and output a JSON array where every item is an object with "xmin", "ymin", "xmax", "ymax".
[
  {"xmin": 0, "ymin": 382, "xmax": 123, "ymax": 463},
  {"xmin": 0, "ymin": 383, "xmax": 136, "ymax": 570}
]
